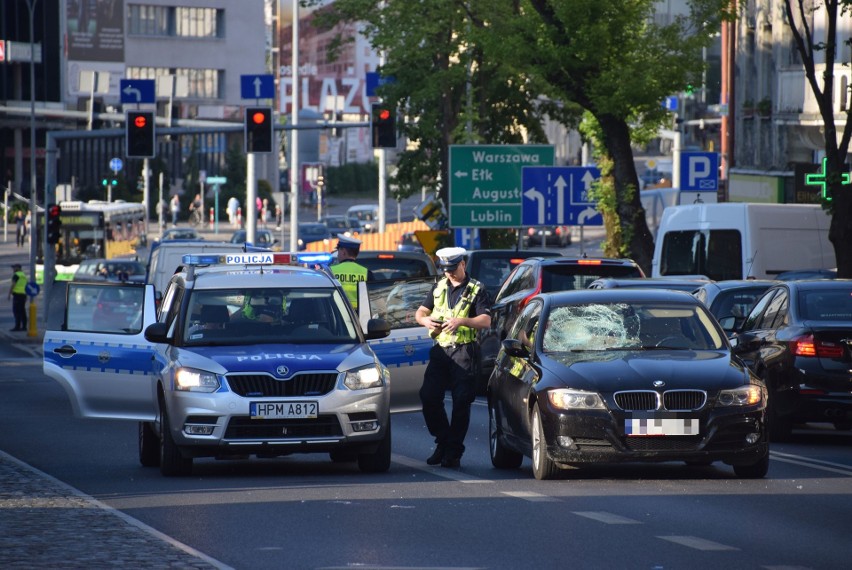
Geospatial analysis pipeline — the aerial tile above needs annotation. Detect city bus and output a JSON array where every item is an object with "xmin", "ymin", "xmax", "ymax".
[{"xmin": 36, "ymin": 200, "xmax": 147, "ymax": 282}]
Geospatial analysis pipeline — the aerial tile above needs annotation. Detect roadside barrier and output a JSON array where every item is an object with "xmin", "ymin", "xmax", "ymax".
[{"xmin": 304, "ymin": 220, "xmax": 430, "ymax": 252}]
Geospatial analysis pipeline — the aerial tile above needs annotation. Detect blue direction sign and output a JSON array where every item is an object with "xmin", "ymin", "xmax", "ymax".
[
  {"xmin": 120, "ymin": 79, "xmax": 155, "ymax": 104},
  {"xmin": 522, "ymin": 166, "xmax": 603, "ymax": 226},
  {"xmin": 241, "ymin": 74, "xmax": 275, "ymax": 100},
  {"xmin": 680, "ymin": 151, "xmax": 719, "ymax": 191}
]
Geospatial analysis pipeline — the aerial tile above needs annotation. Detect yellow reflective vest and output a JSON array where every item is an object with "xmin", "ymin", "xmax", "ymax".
[
  {"xmin": 11, "ymin": 270, "xmax": 26, "ymax": 295},
  {"xmin": 430, "ymin": 277, "xmax": 482, "ymax": 346},
  {"xmin": 332, "ymin": 260, "xmax": 368, "ymax": 310}
]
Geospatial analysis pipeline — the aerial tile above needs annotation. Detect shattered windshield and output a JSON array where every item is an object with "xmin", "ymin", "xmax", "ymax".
[{"xmin": 541, "ymin": 302, "xmax": 725, "ymax": 352}]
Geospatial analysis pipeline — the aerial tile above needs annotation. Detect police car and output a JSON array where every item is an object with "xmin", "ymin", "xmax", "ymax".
[{"xmin": 43, "ymin": 251, "xmax": 397, "ymax": 476}]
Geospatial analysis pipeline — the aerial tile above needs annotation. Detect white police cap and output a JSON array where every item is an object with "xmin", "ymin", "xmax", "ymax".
[
  {"xmin": 436, "ymin": 247, "xmax": 467, "ymax": 271},
  {"xmin": 335, "ymin": 235, "xmax": 363, "ymax": 250}
]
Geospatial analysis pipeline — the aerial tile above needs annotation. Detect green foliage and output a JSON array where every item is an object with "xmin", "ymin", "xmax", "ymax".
[{"xmin": 325, "ymin": 162, "xmax": 378, "ymax": 196}]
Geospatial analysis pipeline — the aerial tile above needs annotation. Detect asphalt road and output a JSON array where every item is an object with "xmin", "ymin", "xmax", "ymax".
[{"xmin": 1, "ymin": 353, "xmax": 852, "ymax": 569}]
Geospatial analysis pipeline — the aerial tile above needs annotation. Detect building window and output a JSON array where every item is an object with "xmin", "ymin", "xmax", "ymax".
[{"xmin": 128, "ymin": 5, "xmax": 223, "ymax": 38}]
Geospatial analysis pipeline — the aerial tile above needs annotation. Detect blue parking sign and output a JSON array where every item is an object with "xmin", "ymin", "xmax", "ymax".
[{"xmin": 680, "ymin": 152, "xmax": 719, "ymax": 191}]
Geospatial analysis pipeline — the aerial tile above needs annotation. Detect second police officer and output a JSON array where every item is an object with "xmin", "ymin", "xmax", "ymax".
[
  {"xmin": 415, "ymin": 247, "xmax": 491, "ymax": 468},
  {"xmin": 330, "ymin": 235, "xmax": 375, "ymax": 311}
]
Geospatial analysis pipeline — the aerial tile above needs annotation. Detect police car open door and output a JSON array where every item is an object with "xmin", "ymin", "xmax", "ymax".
[
  {"xmin": 358, "ymin": 277, "xmax": 437, "ymax": 413},
  {"xmin": 43, "ymin": 282, "xmax": 158, "ymax": 420}
]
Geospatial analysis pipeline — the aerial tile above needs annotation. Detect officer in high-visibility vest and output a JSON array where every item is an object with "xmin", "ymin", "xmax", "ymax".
[
  {"xmin": 330, "ymin": 235, "xmax": 374, "ymax": 311},
  {"xmin": 7, "ymin": 263, "xmax": 28, "ymax": 332},
  {"xmin": 415, "ymin": 247, "xmax": 491, "ymax": 468}
]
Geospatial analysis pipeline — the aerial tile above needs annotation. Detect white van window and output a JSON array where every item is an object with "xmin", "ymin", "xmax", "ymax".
[{"xmin": 660, "ymin": 229, "xmax": 742, "ymax": 281}]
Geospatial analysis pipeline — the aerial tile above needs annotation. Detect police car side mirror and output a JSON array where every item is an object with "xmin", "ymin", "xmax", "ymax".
[
  {"xmin": 144, "ymin": 322, "xmax": 170, "ymax": 343},
  {"xmin": 502, "ymin": 338, "xmax": 530, "ymax": 358},
  {"xmin": 364, "ymin": 318, "xmax": 390, "ymax": 340}
]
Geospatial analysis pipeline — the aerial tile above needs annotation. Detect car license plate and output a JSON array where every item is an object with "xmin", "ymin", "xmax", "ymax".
[
  {"xmin": 250, "ymin": 401, "xmax": 318, "ymax": 419},
  {"xmin": 625, "ymin": 417, "xmax": 699, "ymax": 436}
]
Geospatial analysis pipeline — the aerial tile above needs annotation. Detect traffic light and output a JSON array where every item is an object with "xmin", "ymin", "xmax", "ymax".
[
  {"xmin": 47, "ymin": 203, "xmax": 62, "ymax": 246},
  {"xmin": 371, "ymin": 102, "xmax": 396, "ymax": 148},
  {"xmin": 101, "ymin": 177, "xmax": 118, "ymax": 188},
  {"xmin": 245, "ymin": 107, "xmax": 273, "ymax": 153},
  {"xmin": 126, "ymin": 111, "xmax": 156, "ymax": 158}
]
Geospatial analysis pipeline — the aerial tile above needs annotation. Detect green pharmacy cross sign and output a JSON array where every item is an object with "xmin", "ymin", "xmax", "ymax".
[{"xmin": 805, "ymin": 157, "xmax": 852, "ymax": 201}]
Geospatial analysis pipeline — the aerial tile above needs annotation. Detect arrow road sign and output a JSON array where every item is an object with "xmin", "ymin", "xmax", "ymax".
[
  {"xmin": 119, "ymin": 79, "xmax": 155, "ymax": 104},
  {"xmin": 522, "ymin": 166, "xmax": 603, "ymax": 226},
  {"xmin": 241, "ymin": 74, "xmax": 275, "ymax": 100}
]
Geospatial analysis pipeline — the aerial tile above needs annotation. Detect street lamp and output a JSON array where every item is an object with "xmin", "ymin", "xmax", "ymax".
[{"xmin": 23, "ymin": 0, "xmax": 39, "ymax": 335}]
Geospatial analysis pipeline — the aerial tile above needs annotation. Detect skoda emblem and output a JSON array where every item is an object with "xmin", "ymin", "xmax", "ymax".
[
  {"xmin": 98, "ymin": 351, "xmax": 110, "ymax": 364},
  {"xmin": 275, "ymin": 365, "xmax": 289, "ymax": 377},
  {"xmin": 404, "ymin": 344, "xmax": 415, "ymax": 357},
  {"xmin": 653, "ymin": 380, "xmax": 665, "ymax": 388}
]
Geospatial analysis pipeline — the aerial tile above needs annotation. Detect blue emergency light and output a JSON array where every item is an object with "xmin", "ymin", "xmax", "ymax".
[{"xmin": 182, "ymin": 252, "xmax": 333, "ymax": 267}]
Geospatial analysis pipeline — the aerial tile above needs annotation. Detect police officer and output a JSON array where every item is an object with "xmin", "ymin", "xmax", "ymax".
[
  {"xmin": 7, "ymin": 263, "xmax": 27, "ymax": 332},
  {"xmin": 331, "ymin": 235, "xmax": 375, "ymax": 311},
  {"xmin": 415, "ymin": 247, "xmax": 491, "ymax": 468}
]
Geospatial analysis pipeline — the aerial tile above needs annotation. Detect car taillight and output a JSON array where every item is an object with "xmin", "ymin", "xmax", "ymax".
[
  {"xmin": 792, "ymin": 334, "xmax": 845, "ymax": 358},
  {"xmin": 509, "ymin": 258, "xmax": 525, "ymax": 265},
  {"xmin": 527, "ymin": 228, "xmax": 535, "ymax": 236},
  {"xmin": 554, "ymin": 227, "xmax": 562, "ymax": 235},
  {"xmin": 519, "ymin": 277, "xmax": 542, "ymax": 310},
  {"xmin": 577, "ymin": 259, "xmax": 602, "ymax": 265}
]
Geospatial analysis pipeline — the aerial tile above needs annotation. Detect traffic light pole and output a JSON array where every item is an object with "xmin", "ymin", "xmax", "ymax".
[{"xmin": 246, "ymin": 153, "xmax": 257, "ymax": 245}]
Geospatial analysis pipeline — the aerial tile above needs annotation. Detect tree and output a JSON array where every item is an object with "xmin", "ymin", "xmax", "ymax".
[{"xmin": 784, "ymin": 0, "xmax": 852, "ymax": 277}]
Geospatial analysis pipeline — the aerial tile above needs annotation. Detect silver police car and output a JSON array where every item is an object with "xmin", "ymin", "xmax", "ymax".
[{"xmin": 44, "ymin": 251, "xmax": 395, "ymax": 476}]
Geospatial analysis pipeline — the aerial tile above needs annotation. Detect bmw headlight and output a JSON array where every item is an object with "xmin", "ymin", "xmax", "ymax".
[
  {"xmin": 717, "ymin": 385, "xmax": 764, "ymax": 407},
  {"xmin": 343, "ymin": 364, "xmax": 384, "ymax": 390},
  {"xmin": 174, "ymin": 367, "xmax": 220, "ymax": 392},
  {"xmin": 548, "ymin": 389, "xmax": 605, "ymax": 410}
]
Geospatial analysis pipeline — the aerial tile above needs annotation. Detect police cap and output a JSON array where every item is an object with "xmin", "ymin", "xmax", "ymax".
[
  {"xmin": 436, "ymin": 247, "xmax": 467, "ymax": 271},
  {"xmin": 335, "ymin": 235, "xmax": 362, "ymax": 251}
]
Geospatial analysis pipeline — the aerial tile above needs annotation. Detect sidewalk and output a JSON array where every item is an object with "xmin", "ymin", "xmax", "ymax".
[{"xmin": 0, "ymin": 237, "xmax": 228, "ymax": 568}]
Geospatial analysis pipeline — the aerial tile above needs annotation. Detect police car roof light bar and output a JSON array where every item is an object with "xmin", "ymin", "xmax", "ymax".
[{"xmin": 181, "ymin": 252, "xmax": 333, "ymax": 267}]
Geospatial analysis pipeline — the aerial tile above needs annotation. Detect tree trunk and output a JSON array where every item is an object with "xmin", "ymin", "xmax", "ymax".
[{"xmin": 597, "ymin": 114, "xmax": 655, "ymax": 274}]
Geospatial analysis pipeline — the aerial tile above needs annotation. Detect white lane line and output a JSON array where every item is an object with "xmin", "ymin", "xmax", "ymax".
[
  {"xmin": 770, "ymin": 451, "xmax": 852, "ymax": 475},
  {"xmin": 391, "ymin": 454, "xmax": 494, "ymax": 483},
  {"xmin": 573, "ymin": 511, "xmax": 642, "ymax": 524},
  {"xmin": 501, "ymin": 491, "xmax": 560, "ymax": 502},
  {"xmin": 658, "ymin": 536, "xmax": 739, "ymax": 551}
]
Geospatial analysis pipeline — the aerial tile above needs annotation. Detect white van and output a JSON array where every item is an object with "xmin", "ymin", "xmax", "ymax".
[
  {"xmin": 652, "ymin": 203, "xmax": 834, "ymax": 281},
  {"xmin": 146, "ymin": 241, "xmax": 254, "ymax": 298}
]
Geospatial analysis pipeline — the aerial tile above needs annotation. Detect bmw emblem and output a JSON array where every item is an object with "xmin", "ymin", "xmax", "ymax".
[
  {"xmin": 653, "ymin": 380, "xmax": 665, "ymax": 388},
  {"xmin": 275, "ymin": 365, "xmax": 289, "ymax": 377}
]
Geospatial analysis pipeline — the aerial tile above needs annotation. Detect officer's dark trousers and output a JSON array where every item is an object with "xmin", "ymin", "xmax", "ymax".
[
  {"xmin": 12, "ymin": 293, "xmax": 27, "ymax": 330},
  {"xmin": 419, "ymin": 343, "xmax": 477, "ymax": 458}
]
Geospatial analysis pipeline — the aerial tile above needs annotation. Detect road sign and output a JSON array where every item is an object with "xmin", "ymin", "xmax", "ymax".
[
  {"xmin": 449, "ymin": 145, "xmax": 554, "ymax": 228},
  {"xmin": 522, "ymin": 166, "xmax": 603, "ymax": 226},
  {"xmin": 662, "ymin": 96, "xmax": 678, "ymax": 111},
  {"xmin": 241, "ymin": 74, "xmax": 275, "ymax": 100},
  {"xmin": 119, "ymin": 79, "xmax": 156, "ymax": 104},
  {"xmin": 109, "ymin": 157, "xmax": 123, "ymax": 173},
  {"xmin": 206, "ymin": 176, "xmax": 227, "ymax": 185},
  {"xmin": 680, "ymin": 151, "xmax": 720, "ymax": 191},
  {"xmin": 454, "ymin": 228, "xmax": 481, "ymax": 250}
]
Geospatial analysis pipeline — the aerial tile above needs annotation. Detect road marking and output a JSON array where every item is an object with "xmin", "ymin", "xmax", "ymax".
[
  {"xmin": 391, "ymin": 454, "xmax": 494, "ymax": 483},
  {"xmin": 658, "ymin": 536, "xmax": 739, "ymax": 551},
  {"xmin": 573, "ymin": 511, "xmax": 641, "ymax": 524},
  {"xmin": 770, "ymin": 451, "xmax": 852, "ymax": 476},
  {"xmin": 501, "ymin": 491, "xmax": 560, "ymax": 502}
]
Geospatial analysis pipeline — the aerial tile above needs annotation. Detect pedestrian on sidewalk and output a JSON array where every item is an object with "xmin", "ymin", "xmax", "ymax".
[
  {"xmin": 8, "ymin": 263, "xmax": 27, "ymax": 332},
  {"xmin": 14, "ymin": 210, "xmax": 26, "ymax": 247},
  {"xmin": 170, "ymin": 195, "xmax": 180, "ymax": 226}
]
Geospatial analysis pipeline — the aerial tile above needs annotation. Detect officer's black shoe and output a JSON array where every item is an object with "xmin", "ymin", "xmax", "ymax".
[
  {"xmin": 426, "ymin": 446, "xmax": 444, "ymax": 465},
  {"xmin": 441, "ymin": 455, "xmax": 461, "ymax": 468}
]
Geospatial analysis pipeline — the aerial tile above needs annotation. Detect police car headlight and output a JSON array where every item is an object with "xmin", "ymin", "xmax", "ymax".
[
  {"xmin": 175, "ymin": 367, "xmax": 220, "ymax": 392},
  {"xmin": 343, "ymin": 364, "xmax": 384, "ymax": 390}
]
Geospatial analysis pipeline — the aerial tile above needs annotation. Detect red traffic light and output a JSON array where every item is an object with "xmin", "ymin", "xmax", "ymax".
[
  {"xmin": 48, "ymin": 204, "xmax": 61, "ymax": 217},
  {"xmin": 252, "ymin": 111, "xmax": 267, "ymax": 124},
  {"xmin": 378, "ymin": 109, "xmax": 391, "ymax": 121},
  {"xmin": 133, "ymin": 115, "xmax": 148, "ymax": 128}
]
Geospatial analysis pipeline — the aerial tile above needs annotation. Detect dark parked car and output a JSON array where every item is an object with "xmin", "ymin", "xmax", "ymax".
[
  {"xmin": 396, "ymin": 231, "xmax": 424, "ymax": 253},
  {"xmin": 465, "ymin": 249, "xmax": 562, "ymax": 299},
  {"xmin": 355, "ymin": 250, "xmax": 439, "ymax": 280},
  {"xmin": 478, "ymin": 256, "xmax": 645, "ymax": 392},
  {"xmin": 588, "ymin": 276, "xmax": 712, "ymax": 292},
  {"xmin": 729, "ymin": 279, "xmax": 852, "ymax": 441},
  {"xmin": 321, "ymin": 215, "xmax": 360, "ymax": 238},
  {"xmin": 229, "ymin": 229, "xmax": 279, "ymax": 249},
  {"xmin": 523, "ymin": 225, "xmax": 571, "ymax": 247},
  {"xmin": 296, "ymin": 223, "xmax": 331, "ymax": 250},
  {"xmin": 692, "ymin": 280, "xmax": 777, "ymax": 329},
  {"xmin": 158, "ymin": 227, "xmax": 203, "ymax": 242},
  {"xmin": 775, "ymin": 269, "xmax": 837, "ymax": 281},
  {"xmin": 488, "ymin": 288, "xmax": 768, "ymax": 480}
]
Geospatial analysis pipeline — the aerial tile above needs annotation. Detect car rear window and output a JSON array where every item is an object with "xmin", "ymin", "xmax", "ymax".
[
  {"xmin": 799, "ymin": 289, "xmax": 852, "ymax": 321},
  {"xmin": 359, "ymin": 257, "xmax": 432, "ymax": 280},
  {"xmin": 541, "ymin": 263, "xmax": 643, "ymax": 291}
]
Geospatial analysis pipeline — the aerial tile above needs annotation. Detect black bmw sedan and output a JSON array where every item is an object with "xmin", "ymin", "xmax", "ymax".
[{"xmin": 488, "ymin": 289, "xmax": 768, "ymax": 480}]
